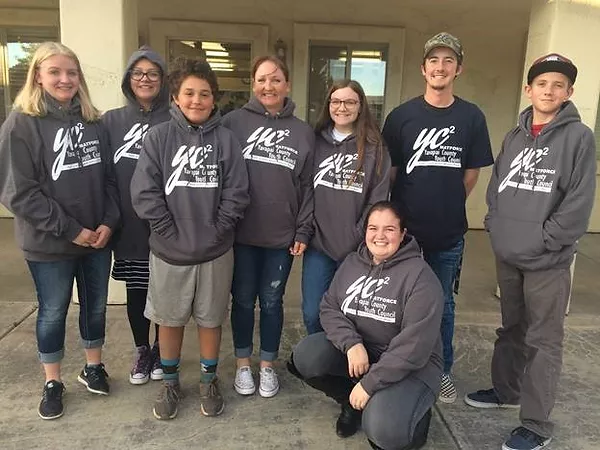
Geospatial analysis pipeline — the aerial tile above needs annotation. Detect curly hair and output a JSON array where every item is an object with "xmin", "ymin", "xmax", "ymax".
[{"xmin": 168, "ymin": 56, "xmax": 220, "ymax": 100}]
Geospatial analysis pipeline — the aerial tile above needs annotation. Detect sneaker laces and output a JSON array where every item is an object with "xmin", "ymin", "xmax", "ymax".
[
  {"xmin": 512, "ymin": 427, "xmax": 545, "ymax": 445},
  {"xmin": 158, "ymin": 383, "xmax": 180, "ymax": 403},
  {"xmin": 132, "ymin": 347, "xmax": 151, "ymax": 373},
  {"xmin": 200, "ymin": 379, "xmax": 219, "ymax": 398},
  {"xmin": 86, "ymin": 364, "xmax": 109, "ymax": 384},
  {"xmin": 43, "ymin": 381, "xmax": 64, "ymax": 400}
]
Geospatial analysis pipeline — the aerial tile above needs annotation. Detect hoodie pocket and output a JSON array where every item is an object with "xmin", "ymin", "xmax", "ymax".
[
  {"xmin": 489, "ymin": 216, "xmax": 546, "ymax": 264},
  {"xmin": 243, "ymin": 201, "xmax": 296, "ymax": 244}
]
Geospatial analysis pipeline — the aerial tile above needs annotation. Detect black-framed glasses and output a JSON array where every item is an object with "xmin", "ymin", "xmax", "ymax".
[
  {"xmin": 130, "ymin": 69, "xmax": 161, "ymax": 82},
  {"xmin": 329, "ymin": 99, "xmax": 360, "ymax": 109}
]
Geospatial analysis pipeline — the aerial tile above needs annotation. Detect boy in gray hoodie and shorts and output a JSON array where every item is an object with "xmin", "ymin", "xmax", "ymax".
[{"xmin": 465, "ymin": 54, "xmax": 596, "ymax": 450}]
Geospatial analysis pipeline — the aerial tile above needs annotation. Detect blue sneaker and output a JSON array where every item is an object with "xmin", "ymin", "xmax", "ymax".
[
  {"xmin": 502, "ymin": 427, "xmax": 552, "ymax": 450},
  {"xmin": 464, "ymin": 388, "xmax": 520, "ymax": 409}
]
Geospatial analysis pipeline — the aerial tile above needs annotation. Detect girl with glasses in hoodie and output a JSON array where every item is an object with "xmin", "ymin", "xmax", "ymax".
[
  {"xmin": 131, "ymin": 56, "xmax": 249, "ymax": 421},
  {"xmin": 302, "ymin": 79, "xmax": 391, "ymax": 335},
  {"xmin": 289, "ymin": 201, "xmax": 444, "ymax": 450},
  {"xmin": 0, "ymin": 42, "xmax": 120, "ymax": 420},
  {"xmin": 103, "ymin": 46, "xmax": 170, "ymax": 386},
  {"xmin": 222, "ymin": 56, "xmax": 315, "ymax": 398}
]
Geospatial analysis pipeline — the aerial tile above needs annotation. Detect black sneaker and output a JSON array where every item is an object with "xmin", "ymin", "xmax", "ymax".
[
  {"xmin": 336, "ymin": 403, "xmax": 362, "ymax": 438},
  {"xmin": 77, "ymin": 363, "xmax": 110, "ymax": 395},
  {"xmin": 502, "ymin": 426, "xmax": 552, "ymax": 450},
  {"xmin": 464, "ymin": 388, "xmax": 519, "ymax": 409},
  {"xmin": 38, "ymin": 380, "xmax": 65, "ymax": 420}
]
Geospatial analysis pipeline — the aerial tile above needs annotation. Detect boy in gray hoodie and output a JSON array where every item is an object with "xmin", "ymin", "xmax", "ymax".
[{"xmin": 465, "ymin": 54, "xmax": 596, "ymax": 450}]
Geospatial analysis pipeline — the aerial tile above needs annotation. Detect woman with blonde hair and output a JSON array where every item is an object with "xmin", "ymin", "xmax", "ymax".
[{"xmin": 0, "ymin": 42, "xmax": 120, "ymax": 420}]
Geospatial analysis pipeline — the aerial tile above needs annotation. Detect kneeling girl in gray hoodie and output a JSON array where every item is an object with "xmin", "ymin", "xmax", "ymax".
[{"xmin": 289, "ymin": 201, "xmax": 444, "ymax": 449}]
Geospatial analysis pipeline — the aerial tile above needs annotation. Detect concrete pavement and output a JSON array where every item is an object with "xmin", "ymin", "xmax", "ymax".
[{"xmin": 0, "ymin": 218, "xmax": 599, "ymax": 450}]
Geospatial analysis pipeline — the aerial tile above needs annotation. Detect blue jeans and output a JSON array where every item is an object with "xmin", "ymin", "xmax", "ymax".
[
  {"xmin": 423, "ymin": 238, "xmax": 464, "ymax": 374},
  {"xmin": 230, "ymin": 244, "xmax": 293, "ymax": 362},
  {"xmin": 301, "ymin": 247, "xmax": 340, "ymax": 334},
  {"xmin": 27, "ymin": 249, "xmax": 111, "ymax": 364}
]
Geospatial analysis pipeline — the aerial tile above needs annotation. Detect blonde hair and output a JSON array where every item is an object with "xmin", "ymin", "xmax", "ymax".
[{"xmin": 13, "ymin": 42, "xmax": 100, "ymax": 122}]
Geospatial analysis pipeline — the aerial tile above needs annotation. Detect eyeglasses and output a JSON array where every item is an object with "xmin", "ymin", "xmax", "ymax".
[
  {"xmin": 130, "ymin": 69, "xmax": 161, "ymax": 82},
  {"xmin": 329, "ymin": 99, "xmax": 360, "ymax": 109}
]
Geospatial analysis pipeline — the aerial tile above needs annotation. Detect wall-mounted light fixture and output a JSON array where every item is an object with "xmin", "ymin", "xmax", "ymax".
[{"xmin": 274, "ymin": 39, "xmax": 287, "ymax": 61}]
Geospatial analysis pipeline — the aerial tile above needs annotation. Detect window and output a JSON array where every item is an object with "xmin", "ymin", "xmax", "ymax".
[
  {"xmin": 307, "ymin": 43, "xmax": 388, "ymax": 127},
  {"xmin": 168, "ymin": 40, "xmax": 252, "ymax": 114},
  {"xmin": 0, "ymin": 27, "xmax": 59, "ymax": 124}
]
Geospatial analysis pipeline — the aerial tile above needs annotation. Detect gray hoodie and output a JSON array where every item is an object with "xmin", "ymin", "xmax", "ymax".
[
  {"xmin": 311, "ymin": 129, "xmax": 391, "ymax": 261},
  {"xmin": 221, "ymin": 97, "xmax": 315, "ymax": 248},
  {"xmin": 320, "ymin": 236, "xmax": 444, "ymax": 396},
  {"xmin": 0, "ymin": 96, "xmax": 120, "ymax": 261},
  {"xmin": 131, "ymin": 104, "xmax": 250, "ymax": 265},
  {"xmin": 102, "ymin": 47, "xmax": 170, "ymax": 260},
  {"xmin": 486, "ymin": 101, "xmax": 596, "ymax": 271}
]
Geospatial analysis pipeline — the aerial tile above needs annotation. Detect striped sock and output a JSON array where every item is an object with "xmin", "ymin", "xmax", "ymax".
[
  {"xmin": 200, "ymin": 358, "xmax": 218, "ymax": 384},
  {"xmin": 161, "ymin": 358, "xmax": 180, "ymax": 384}
]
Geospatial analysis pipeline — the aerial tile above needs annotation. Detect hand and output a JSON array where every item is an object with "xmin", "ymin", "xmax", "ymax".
[
  {"xmin": 289, "ymin": 241, "xmax": 307, "ymax": 256},
  {"xmin": 347, "ymin": 343, "xmax": 370, "ymax": 378},
  {"xmin": 72, "ymin": 228, "xmax": 99, "ymax": 247},
  {"xmin": 349, "ymin": 382, "xmax": 371, "ymax": 410},
  {"xmin": 90, "ymin": 225, "xmax": 112, "ymax": 249}
]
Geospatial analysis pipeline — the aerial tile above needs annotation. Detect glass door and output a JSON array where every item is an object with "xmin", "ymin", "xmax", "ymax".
[
  {"xmin": 168, "ymin": 40, "xmax": 252, "ymax": 114},
  {"xmin": 307, "ymin": 43, "xmax": 388, "ymax": 126}
]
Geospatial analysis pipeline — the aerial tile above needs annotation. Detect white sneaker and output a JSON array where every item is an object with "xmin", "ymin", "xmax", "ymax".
[
  {"xmin": 259, "ymin": 367, "xmax": 279, "ymax": 398},
  {"xmin": 234, "ymin": 366, "xmax": 255, "ymax": 395},
  {"xmin": 439, "ymin": 373, "xmax": 457, "ymax": 404}
]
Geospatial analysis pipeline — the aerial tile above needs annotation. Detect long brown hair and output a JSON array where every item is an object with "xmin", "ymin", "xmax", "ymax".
[{"xmin": 314, "ymin": 79, "xmax": 384, "ymax": 179}]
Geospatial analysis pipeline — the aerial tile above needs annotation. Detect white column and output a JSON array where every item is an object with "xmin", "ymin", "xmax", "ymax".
[
  {"xmin": 59, "ymin": 0, "xmax": 138, "ymax": 112},
  {"xmin": 60, "ymin": 0, "xmax": 139, "ymax": 304},
  {"xmin": 519, "ymin": 0, "xmax": 600, "ymax": 128}
]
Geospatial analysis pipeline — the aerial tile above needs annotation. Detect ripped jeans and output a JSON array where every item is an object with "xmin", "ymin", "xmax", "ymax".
[{"xmin": 231, "ymin": 244, "xmax": 294, "ymax": 361}]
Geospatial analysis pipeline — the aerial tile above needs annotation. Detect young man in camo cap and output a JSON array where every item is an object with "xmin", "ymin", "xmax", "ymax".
[{"xmin": 382, "ymin": 32, "xmax": 493, "ymax": 404}]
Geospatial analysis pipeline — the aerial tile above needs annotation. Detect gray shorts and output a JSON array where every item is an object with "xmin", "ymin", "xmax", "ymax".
[{"xmin": 145, "ymin": 249, "xmax": 233, "ymax": 328}]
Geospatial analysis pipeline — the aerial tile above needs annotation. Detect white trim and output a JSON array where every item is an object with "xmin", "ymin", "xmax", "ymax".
[
  {"xmin": 292, "ymin": 22, "xmax": 405, "ymax": 121},
  {"xmin": 148, "ymin": 19, "xmax": 269, "ymax": 64}
]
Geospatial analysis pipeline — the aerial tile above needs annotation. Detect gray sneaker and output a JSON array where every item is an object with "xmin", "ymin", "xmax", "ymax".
[
  {"xmin": 199, "ymin": 377, "xmax": 224, "ymax": 417},
  {"xmin": 153, "ymin": 382, "xmax": 182, "ymax": 420}
]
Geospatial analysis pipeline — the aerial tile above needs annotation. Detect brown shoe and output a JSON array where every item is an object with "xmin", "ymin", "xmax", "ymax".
[
  {"xmin": 153, "ymin": 382, "xmax": 182, "ymax": 420},
  {"xmin": 199, "ymin": 377, "xmax": 224, "ymax": 417}
]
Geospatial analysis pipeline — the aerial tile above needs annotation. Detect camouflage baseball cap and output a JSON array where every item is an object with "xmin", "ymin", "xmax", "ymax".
[{"xmin": 423, "ymin": 32, "xmax": 464, "ymax": 63}]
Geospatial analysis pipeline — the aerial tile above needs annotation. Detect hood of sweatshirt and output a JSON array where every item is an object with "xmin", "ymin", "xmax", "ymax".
[
  {"xmin": 318, "ymin": 234, "xmax": 444, "ymax": 395},
  {"xmin": 121, "ymin": 46, "xmax": 170, "ymax": 111},
  {"xmin": 486, "ymin": 100, "xmax": 596, "ymax": 270}
]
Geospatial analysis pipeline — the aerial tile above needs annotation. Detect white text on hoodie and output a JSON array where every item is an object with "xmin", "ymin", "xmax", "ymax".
[
  {"xmin": 52, "ymin": 123, "xmax": 101, "ymax": 181},
  {"xmin": 114, "ymin": 123, "xmax": 149, "ymax": 163},
  {"xmin": 165, "ymin": 144, "xmax": 218, "ymax": 195},
  {"xmin": 242, "ymin": 126, "xmax": 297, "ymax": 170},
  {"xmin": 314, "ymin": 153, "xmax": 364, "ymax": 193},
  {"xmin": 341, "ymin": 275, "xmax": 397, "ymax": 323},
  {"xmin": 498, "ymin": 146, "xmax": 555, "ymax": 194}
]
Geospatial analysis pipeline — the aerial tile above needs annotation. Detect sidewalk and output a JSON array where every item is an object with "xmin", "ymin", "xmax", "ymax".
[{"xmin": 0, "ymin": 218, "xmax": 599, "ymax": 449}]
